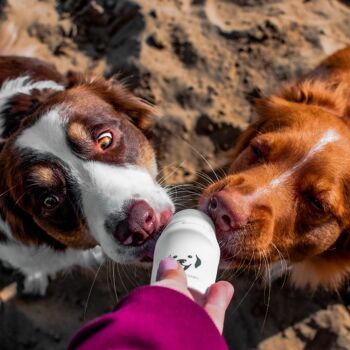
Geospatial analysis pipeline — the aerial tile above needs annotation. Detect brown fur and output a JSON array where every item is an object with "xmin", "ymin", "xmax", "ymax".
[{"xmin": 200, "ymin": 47, "xmax": 350, "ymax": 290}]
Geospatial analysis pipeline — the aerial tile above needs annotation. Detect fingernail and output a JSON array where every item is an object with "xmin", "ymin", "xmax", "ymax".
[{"xmin": 156, "ymin": 257, "xmax": 178, "ymax": 280}]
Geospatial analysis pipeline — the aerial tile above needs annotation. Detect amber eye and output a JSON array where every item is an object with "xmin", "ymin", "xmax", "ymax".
[
  {"xmin": 42, "ymin": 194, "xmax": 60, "ymax": 210},
  {"xmin": 97, "ymin": 132, "xmax": 113, "ymax": 150}
]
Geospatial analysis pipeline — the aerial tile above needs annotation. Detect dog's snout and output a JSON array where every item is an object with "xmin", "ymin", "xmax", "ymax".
[
  {"xmin": 111, "ymin": 200, "xmax": 173, "ymax": 246},
  {"xmin": 208, "ymin": 190, "xmax": 250, "ymax": 233}
]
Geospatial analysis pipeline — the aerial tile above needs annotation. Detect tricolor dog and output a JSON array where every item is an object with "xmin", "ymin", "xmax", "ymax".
[{"xmin": 0, "ymin": 56, "xmax": 174, "ymax": 294}]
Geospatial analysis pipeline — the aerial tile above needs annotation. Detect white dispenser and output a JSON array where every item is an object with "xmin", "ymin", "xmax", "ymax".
[{"xmin": 151, "ymin": 209, "xmax": 220, "ymax": 294}]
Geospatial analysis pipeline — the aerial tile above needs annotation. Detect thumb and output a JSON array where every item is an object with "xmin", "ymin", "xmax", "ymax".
[{"xmin": 204, "ymin": 281, "xmax": 234, "ymax": 333}]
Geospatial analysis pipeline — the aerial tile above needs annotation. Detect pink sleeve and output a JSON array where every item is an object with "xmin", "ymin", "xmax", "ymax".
[{"xmin": 68, "ymin": 285, "xmax": 228, "ymax": 350}]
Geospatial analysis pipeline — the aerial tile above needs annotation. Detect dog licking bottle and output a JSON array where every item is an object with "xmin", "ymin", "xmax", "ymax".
[{"xmin": 151, "ymin": 209, "xmax": 220, "ymax": 295}]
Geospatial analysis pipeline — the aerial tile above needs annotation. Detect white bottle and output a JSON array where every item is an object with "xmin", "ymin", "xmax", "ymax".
[{"xmin": 151, "ymin": 209, "xmax": 220, "ymax": 295}]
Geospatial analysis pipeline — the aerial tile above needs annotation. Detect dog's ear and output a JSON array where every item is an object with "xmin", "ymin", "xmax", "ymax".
[
  {"xmin": 230, "ymin": 121, "xmax": 259, "ymax": 160},
  {"xmin": 228, "ymin": 96, "xmax": 295, "ymax": 163},
  {"xmin": 279, "ymin": 80, "xmax": 348, "ymax": 117},
  {"xmin": 0, "ymin": 77, "xmax": 64, "ymax": 139},
  {"xmin": 66, "ymin": 71, "xmax": 156, "ymax": 130},
  {"xmin": 195, "ymin": 255, "xmax": 202, "ymax": 268}
]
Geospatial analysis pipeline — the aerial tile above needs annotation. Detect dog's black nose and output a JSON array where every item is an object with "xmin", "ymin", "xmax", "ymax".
[{"xmin": 177, "ymin": 259, "xmax": 187, "ymax": 264}]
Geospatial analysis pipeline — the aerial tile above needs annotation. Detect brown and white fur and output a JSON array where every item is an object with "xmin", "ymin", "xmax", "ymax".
[
  {"xmin": 0, "ymin": 56, "xmax": 174, "ymax": 295},
  {"xmin": 200, "ymin": 47, "xmax": 350, "ymax": 290}
]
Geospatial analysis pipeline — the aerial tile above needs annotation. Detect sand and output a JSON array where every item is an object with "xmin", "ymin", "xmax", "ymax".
[{"xmin": 0, "ymin": 0, "xmax": 350, "ymax": 349}]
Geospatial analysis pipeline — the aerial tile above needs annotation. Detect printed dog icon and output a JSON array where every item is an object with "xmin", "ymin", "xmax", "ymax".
[{"xmin": 171, "ymin": 254, "xmax": 202, "ymax": 271}]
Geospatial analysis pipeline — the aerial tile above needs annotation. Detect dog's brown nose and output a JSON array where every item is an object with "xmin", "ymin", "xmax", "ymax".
[
  {"xmin": 208, "ymin": 190, "xmax": 250, "ymax": 233},
  {"xmin": 113, "ymin": 200, "xmax": 172, "ymax": 246},
  {"xmin": 129, "ymin": 200, "xmax": 156, "ymax": 237}
]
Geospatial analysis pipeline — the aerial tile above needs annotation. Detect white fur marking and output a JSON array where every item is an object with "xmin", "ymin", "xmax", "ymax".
[
  {"xmin": 0, "ymin": 242, "xmax": 104, "ymax": 294},
  {"xmin": 0, "ymin": 75, "xmax": 64, "ymax": 136},
  {"xmin": 248, "ymin": 129, "xmax": 341, "ymax": 200},
  {"xmin": 0, "ymin": 216, "xmax": 14, "ymax": 239},
  {"xmin": 0, "ymin": 206, "xmax": 104, "ymax": 295},
  {"xmin": 15, "ymin": 106, "xmax": 173, "ymax": 263}
]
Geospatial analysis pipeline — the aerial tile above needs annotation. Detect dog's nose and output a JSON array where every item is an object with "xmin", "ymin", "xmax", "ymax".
[
  {"xmin": 128, "ymin": 200, "xmax": 157, "ymax": 237},
  {"xmin": 113, "ymin": 201, "xmax": 173, "ymax": 246},
  {"xmin": 208, "ymin": 190, "xmax": 250, "ymax": 233}
]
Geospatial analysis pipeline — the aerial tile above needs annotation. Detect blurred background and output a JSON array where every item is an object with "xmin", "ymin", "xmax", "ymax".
[{"xmin": 0, "ymin": 0, "xmax": 350, "ymax": 349}]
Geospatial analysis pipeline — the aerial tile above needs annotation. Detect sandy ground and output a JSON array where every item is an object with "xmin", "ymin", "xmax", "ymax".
[{"xmin": 1, "ymin": 0, "xmax": 350, "ymax": 349}]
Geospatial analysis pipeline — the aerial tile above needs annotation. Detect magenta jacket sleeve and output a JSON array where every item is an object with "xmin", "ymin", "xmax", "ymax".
[{"xmin": 68, "ymin": 285, "xmax": 228, "ymax": 350}]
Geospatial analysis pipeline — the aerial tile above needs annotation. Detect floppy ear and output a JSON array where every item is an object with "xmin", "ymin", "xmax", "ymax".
[
  {"xmin": 195, "ymin": 255, "xmax": 202, "ymax": 268},
  {"xmin": 228, "ymin": 95, "xmax": 298, "ymax": 164},
  {"xmin": 66, "ymin": 71, "xmax": 156, "ymax": 130},
  {"xmin": 279, "ymin": 80, "xmax": 348, "ymax": 117},
  {"xmin": 229, "ymin": 119, "xmax": 265, "ymax": 160},
  {"xmin": 229, "ymin": 96, "xmax": 284, "ymax": 160},
  {"xmin": 248, "ymin": 79, "xmax": 348, "ymax": 152},
  {"xmin": 0, "ymin": 77, "xmax": 65, "ymax": 139}
]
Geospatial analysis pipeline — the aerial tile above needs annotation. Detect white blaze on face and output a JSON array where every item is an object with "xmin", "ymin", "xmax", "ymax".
[
  {"xmin": 0, "ymin": 76, "xmax": 64, "ymax": 136},
  {"xmin": 15, "ymin": 106, "xmax": 174, "ymax": 262},
  {"xmin": 247, "ymin": 129, "xmax": 341, "ymax": 201}
]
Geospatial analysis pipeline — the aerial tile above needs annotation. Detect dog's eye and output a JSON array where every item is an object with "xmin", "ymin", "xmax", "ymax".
[
  {"xmin": 97, "ymin": 132, "xmax": 113, "ymax": 150},
  {"xmin": 42, "ymin": 194, "xmax": 60, "ymax": 210},
  {"xmin": 305, "ymin": 193, "xmax": 324, "ymax": 211},
  {"xmin": 251, "ymin": 144, "xmax": 264, "ymax": 160}
]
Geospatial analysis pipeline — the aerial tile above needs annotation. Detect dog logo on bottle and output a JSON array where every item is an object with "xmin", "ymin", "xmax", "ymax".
[{"xmin": 171, "ymin": 254, "xmax": 202, "ymax": 271}]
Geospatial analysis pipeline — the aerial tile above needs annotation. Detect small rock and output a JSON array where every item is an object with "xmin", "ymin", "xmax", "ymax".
[{"xmin": 146, "ymin": 33, "xmax": 165, "ymax": 49}]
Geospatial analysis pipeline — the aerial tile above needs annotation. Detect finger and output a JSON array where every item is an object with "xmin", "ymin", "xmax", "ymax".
[
  {"xmin": 155, "ymin": 257, "xmax": 187, "ymax": 286},
  {"xmin": 204, "ymin": 281, "xmax": 234, "ymax": 333},
  {"xmin": 154, "ymin": 257, "xmax": 192, "ymax": 299}
]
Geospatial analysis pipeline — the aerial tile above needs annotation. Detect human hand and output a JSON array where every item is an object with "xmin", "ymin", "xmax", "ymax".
[{"xmin": 153, "ymin": 257, "xmax": 234, "ymax": 333}]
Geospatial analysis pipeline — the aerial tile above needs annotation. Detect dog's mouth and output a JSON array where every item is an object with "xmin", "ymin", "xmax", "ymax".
[
  {"xmin": 104, "ymin": 203, "xmax": 173, "ymax": 263},
  {"xmin": 132, "ymin": 228, "xmax": 165, "ymax": 263}
]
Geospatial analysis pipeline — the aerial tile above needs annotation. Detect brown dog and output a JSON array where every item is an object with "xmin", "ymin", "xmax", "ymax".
[{"xmin": 200, "ymin": 47, "xmax": 350, "ymax": 290}]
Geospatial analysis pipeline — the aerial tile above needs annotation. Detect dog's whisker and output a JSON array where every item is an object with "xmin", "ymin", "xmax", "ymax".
[
  {"xmin": 84, "ymin": 259, "xmax": 105, "ymax": 321},
  {"xmin": 116, "ymin": 263, "xmax": 129, "ymax": 295},
  {"xmin": 120, "ymin": 264, "xmax": 137, "ymax": 290},
  {"xmin": 261, "ymin": 250, "xmax": 272, "ymax": 332},
  {"xmin": 157, "ymin": 161, "xmax": 186, "ymax": 185},
  {"xmin": 161, "ymin": 133, "xmax": 220, "ymax": 184},
  {"xmin": 0, "ymin": 184, "xmax": 19, "ymax": 198},
  {"xmin": 112, "ymin": 261, "xmax": 119, "ymax": 304},
  {"xmin": 231, "ymin": 272, "xmax": 260, "ymax": 314}
]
